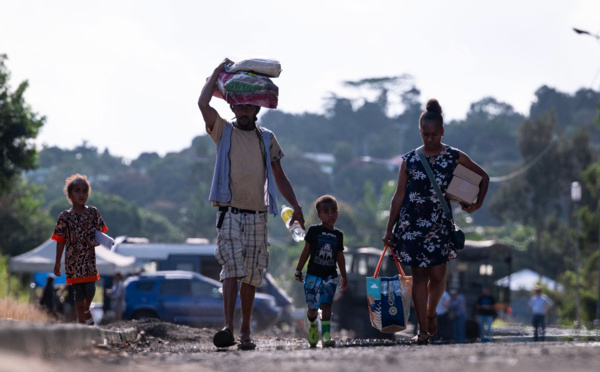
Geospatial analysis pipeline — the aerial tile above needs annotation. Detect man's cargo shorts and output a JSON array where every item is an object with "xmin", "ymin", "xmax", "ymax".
[{"xmin": 215, "ymin": 207, "xmax": 269, "ymax": 287}]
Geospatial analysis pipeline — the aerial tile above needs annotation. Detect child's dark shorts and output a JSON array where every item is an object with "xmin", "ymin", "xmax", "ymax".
[
  {"xmin": 303, "ymin": 273, "xmax": 338, "ymax": 309},
  {"xmin": 71, "ymin": 282, "xmax": 96, "ymax": 302}
]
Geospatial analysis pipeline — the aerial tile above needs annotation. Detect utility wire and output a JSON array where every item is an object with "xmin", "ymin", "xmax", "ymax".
[
  {"xmin": 489, "ymin": 52, "xmax": 600, "ymax": 183},
  {"xmin": 489, "ymin": 142, "xmax": 553, "ymax": 182}
]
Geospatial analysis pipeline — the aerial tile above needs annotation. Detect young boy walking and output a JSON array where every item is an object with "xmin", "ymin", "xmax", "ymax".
[{"xmin": 295, "ymin": 195, "xmax": 347, "ymax": 347}]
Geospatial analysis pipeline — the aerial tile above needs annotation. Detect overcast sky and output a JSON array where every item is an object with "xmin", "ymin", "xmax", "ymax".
[{"xmin": 1, "ymin": 0, "xmax": 600, "ymax": 160}]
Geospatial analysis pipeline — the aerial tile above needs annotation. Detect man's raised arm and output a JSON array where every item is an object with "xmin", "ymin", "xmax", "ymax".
[{"xmin": 198, "ymin": 58, "xmax": 232, "ymax": 133}]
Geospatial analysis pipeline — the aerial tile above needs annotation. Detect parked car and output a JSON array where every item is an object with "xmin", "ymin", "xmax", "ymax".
[
  {"xmin": 256, "ymin": 272, "xmax": 295, "ymax": 325},
  {"xmin": 123, "ymin": 271, "xmax": 281, "ymax": 331},
  {"xmin": 112, "ymin": 239, "xmax": 297, "ymax": 327}
]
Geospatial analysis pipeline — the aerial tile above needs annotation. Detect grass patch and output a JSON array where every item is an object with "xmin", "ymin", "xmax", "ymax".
[
  {"xmin": 492, "ymin": 318, "xmax": 510, "ymax": 327},
  {"xmin": 0, "ymin": 255, "xmax": 54, "ymax": 322},
  {"xmin": 1, "ymin": 255, "xmax": 105, "ymax": 323},
  {"xmin": 0, "ymin": 296, "xmax": 54, "ymax": 322}
]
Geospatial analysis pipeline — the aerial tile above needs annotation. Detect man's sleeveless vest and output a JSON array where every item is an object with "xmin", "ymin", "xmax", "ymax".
[{"xmin": 208, "ymin": 121, "xmax": 279, "ymax": 215}]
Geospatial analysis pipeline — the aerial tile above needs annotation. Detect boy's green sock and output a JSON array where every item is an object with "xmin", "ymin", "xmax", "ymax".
[
  {"xmin": 307, "ymin": 317, "xmax": 319, "ymax": 348},
  {"xmin": 321, "ymin": 319, "xmax": 331, "ymax": 342},
  {"xmin": 322, "ymin": 319, "xmax": 335, "ymax": 347},
  {"xmin": 321, "ymin": 320, "xmax": 331, "ymax": 339}
]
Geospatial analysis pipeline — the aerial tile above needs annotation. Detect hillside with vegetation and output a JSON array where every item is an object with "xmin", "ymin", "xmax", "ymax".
[{"xmin": 2, "ymin": 54, "xmax": 600, "ymax": 324}]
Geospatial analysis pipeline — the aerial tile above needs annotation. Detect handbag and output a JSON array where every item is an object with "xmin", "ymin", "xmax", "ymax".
[
  {"xmin": 417, "ymin": 149, "xmax": 465, "ymax": 250},
  {"xmin": 366, "ymin": 245, "xmax": 413, "ymax": 333}
]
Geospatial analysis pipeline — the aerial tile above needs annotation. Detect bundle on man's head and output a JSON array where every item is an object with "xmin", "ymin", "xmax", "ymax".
[{"xmin": 213, "ymin": 58, "xmax": 281, "ymax": 109}]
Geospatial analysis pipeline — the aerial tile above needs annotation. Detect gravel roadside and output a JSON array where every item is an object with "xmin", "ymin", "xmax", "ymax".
[{"xmin": 2, "ymin": 319, "xmax": 600, "ymax": 372}]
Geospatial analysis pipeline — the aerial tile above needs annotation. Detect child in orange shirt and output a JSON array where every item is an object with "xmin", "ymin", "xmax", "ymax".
[{"xmin": 52, "ymin": 174, "xmax": 108, "ymax": 325}]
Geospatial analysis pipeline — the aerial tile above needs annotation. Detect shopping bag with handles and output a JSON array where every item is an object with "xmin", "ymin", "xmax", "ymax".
[{"xmin": 366, "ymin": 245, "xmax": 412, "ymax": 333}]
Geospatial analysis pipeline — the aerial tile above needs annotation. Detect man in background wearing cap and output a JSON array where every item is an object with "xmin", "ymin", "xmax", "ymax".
[
  {"xmin": 199, "ymin": 58, "xmax": 305, "ymax": 350},
  {"xmin": 528, "ymin": 285, "xmax": 554, "ymax": 341}
]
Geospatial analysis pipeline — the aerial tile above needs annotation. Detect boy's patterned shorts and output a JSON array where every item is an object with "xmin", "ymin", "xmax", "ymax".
[{"xmin": 304, "ymin": 273, "xmax": 338, "ymax": 309}]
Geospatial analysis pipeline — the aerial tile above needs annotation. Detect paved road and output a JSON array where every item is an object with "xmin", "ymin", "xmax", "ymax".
[
  {"xmin": 3, "ymin": 339, "xmax": 600, "ymax": 372},
  {"xmin": 1, "ymin": 320, "xmax": 599, "ymax": 372}
]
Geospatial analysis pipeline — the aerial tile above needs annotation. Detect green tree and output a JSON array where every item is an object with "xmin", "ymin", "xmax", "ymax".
[
  {"xmin": 446, "ymin": 97, "xmax": 524, "ymax": 167},
  {"xmin": 0, "ymin": 54, "xmax": 45, "ymax": 194},
  {"xmin": 179, "ymin": 190, "xmax": 215, "ymax": 241},
  {"xmin": 139, "ymin": 209, "xmax": 186, "ymax": 243},
  {"xmin": 489, "ymin": 113, "xmax": 558, "ymax": 276},
  {"xmin": 0, "ymin": 178, "xmax": 54, "ymax": 256},
  {"xmin": 489, "ymin": 114, "xmax": 598, "ymax": 281},
  {"xmin": 48, "ymin": 191, "xmax": 185, "ymax": 242}
]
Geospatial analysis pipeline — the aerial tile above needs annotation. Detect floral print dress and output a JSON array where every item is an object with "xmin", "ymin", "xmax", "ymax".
[
  {"xmin": 392, "ymin": 145, "xmax": 459, "ymax": 267},
  {"xmin": 51, "ymin": 206, "xmax": 107, "ymax": 284}
]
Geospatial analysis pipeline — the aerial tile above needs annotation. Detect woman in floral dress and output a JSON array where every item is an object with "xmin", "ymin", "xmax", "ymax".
[{"xmin": 383, "ymin": 99, "xmax": 489, "ymax": 344}]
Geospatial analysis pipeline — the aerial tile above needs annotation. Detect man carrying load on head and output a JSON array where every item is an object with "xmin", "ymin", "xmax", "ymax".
[{"xmin": 198, "ymin": 58, "xmax": 305, "ymax": 350}]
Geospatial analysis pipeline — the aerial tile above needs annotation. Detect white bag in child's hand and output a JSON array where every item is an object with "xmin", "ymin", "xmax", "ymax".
[{"xmin": 95, "ymin": 230, "xmax": 115, "ymax": 248}]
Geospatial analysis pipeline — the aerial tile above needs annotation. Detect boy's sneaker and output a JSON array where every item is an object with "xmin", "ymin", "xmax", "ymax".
[
  {"xmin": 307, "ymin": 322, "xmax": 319, "ymax": 348},
  {"xmin": 322, "ymin": 332, "xmax": 336, "ymax": 348}
]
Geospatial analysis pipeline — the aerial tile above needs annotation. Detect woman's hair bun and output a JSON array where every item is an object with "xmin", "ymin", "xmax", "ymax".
[{"xmin": 426, "ymin": 99, "xmax": 442, "ymax": 115}]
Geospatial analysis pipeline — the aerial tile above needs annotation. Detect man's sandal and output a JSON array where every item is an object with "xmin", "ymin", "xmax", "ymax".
[
  {"xmin": 213, "ymin": 328, "xmax": 236, "ymax": 348},
  {"xmin": 237, "ymin": 338, "xmax": 257, "ymax": 351}
]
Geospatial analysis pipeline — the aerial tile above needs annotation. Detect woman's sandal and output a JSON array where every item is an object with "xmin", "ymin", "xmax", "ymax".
[
  {"xmin": 415, "ymin": 331, "xmax": 431, "ymax": 345},
  {"xmin": 427, "ymin": 314, "xmax": 438, "ymax": 337}
]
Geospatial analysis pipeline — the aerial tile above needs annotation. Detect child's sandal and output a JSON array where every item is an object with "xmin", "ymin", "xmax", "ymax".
[{"xmin": 84, "ymin": 311, "xmax": 94, "ymax": 326}]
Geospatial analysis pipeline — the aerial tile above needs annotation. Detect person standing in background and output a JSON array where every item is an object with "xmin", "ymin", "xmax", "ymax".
[
  {"xmin": 39, "ymin": 275, "xmax": 59, "ymax": 318},
  {"xmin": 450, "ymin": 289, "xmax": 467, "ymax": 343},
  {"xmin": 433, "ymin": 290, "xmax": 451, "ymax": 342},
  {"xmin": 108, "ymin": 272, "xmax": 126, "ymax": 321},
  {"xmin": 528, "ymin": 285, "xmax": 554, "ymax": 341},
  {"xmin": 59, "ymin": 285, "xmax": 76, "ymax": 322},
  {"xmin": 476, "ymin": 287, "xmax": 496, "ymax": 342}
]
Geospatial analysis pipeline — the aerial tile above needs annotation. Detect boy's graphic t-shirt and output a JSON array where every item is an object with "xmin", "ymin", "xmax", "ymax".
[
  {"xmin": 51, "ymin": 206, "xmax": 107, "ymax": 285},
  {"xmin": 305, "ymin": 224, "xmax": 344, "ymax": 279}
]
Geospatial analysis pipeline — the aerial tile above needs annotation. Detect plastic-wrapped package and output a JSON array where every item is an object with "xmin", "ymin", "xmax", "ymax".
[
  {"xmin": 224, "ymin": 58, "xmax": 282, "ymax": 78},
  {"xmin": 213, "ymin": 71, "xmax": 278, "ymax": 109}
]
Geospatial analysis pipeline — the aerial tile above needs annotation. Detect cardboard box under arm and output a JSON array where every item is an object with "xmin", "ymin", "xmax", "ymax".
[{"xmin": 446, "ymin": 164, "xmax": 482, "ymax": 206}]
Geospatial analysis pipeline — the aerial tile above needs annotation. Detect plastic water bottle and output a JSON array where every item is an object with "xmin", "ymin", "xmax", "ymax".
[{"xmin": 280, "ymin": 205, "xmax": 305, "ymax": 242}]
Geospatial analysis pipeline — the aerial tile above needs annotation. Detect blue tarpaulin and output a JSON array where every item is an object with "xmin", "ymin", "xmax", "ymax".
[{"xmin": 33, "ymin": 272, "xmax": 66, "ymax": 287}]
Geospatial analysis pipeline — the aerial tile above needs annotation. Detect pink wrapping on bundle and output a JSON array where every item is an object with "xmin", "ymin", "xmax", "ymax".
[{"xmin": 213, "ymin": 72, "xmax": 278, "ymax": 109}]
